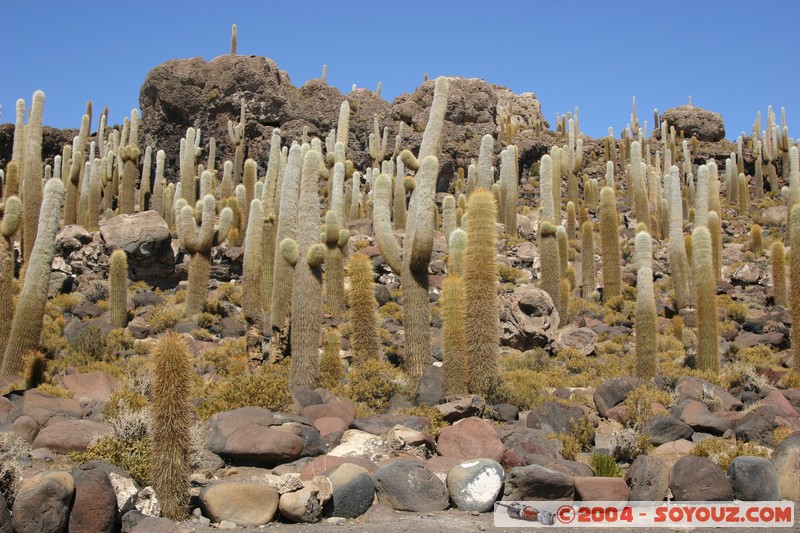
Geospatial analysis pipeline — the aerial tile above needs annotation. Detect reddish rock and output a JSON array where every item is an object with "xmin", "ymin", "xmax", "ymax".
[
  {"xmin": 205, "ymin": 407, "xmax": 305, "ymax": 465},
  {"xmin": 313, "ymin": 416, "xmax": 349, "ymax": 438},
  {"xmin": 574, "ymin": 476, "xmax": 631, "ymax": 501},
  {"xmin": 5, "ymin": 389, "xmax": 82, "ymax": 427},
  {"xmin": 68, "ymin": 468, "xmax": 118, "ymax": 533},
  {"xmin": 299, "ymin": 455, "xmax": 376, "ymax": 480},
  {"xmin": 678, "ymin": 400, "xmax": 731, "ymax": 435},
  {"xmin": 61, "ymin": 368, "xmax": 117, "ymax": 401},
  {"xmin": 31, "ymin": 420, "xmax": 110, "ymax": 453},
  {"xmin": 436, "ymin": 417, "xmax": 506, "ymax": 462},
  {"xmin": 0, "ymin": 396, "xmax": 13, "ymax": 424},
  {"xmin": 761, "ymin": 389, "xmax": 800, "ymax": 419},
  {"xmin": 300, "ymin": 400, "xmax": 356, "ymax": 426}
]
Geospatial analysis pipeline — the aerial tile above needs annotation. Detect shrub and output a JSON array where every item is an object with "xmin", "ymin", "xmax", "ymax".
[
  {"xmin": 550, "ymin": 417, "xmax": 595, "ymax": 461},
  {"xmin": 690, "ymin": 437, "xmax": 772, "ymax": 472},
  {"xmin": 0, "ymin": 432, "xmax": 30, "ymax": 507},
  {"xmin": 397, "ymin": 404, "xmax": 448, "ymax": 438},
  {"xmin": 195, "ymin": 365, "xmax": 292, "ymax": 420},
  {"xmin": 620, "ymin": 384, "xmax": 672, "ymax": 428},
  {"xmin": 104, "ymin": 389, "xmax": 149, "ymax": 421},
  {"xmin": 499, "ymin": 369, "xmax": 546, "ymax": 410},
  {"xmin": 345, "ymin": 359, "xmax": 411, "ymax": 413},
  {"xmin": 589, "ymin": 452, "xmax": 623, "ymax": 477},
  {"xmin": 148, "ymin": 304, "xmax": 185, "ymax": 333},
  {"xmin": 612, "ymin": 427, "xmax": 651, "ymax": 463},
  {"xmin": 71, "ymin": 436, "xmax": 152, "ymax": 486}
]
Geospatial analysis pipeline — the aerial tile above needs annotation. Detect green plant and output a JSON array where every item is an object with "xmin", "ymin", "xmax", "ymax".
[
  {"xmin": 21, "ymin": 91, "xmax": 45, "ymax": 272},
  {"xmin": 345, "ymin": 359, "xmax": 411, "ymax": 413},
  {"xmin": 612, "ymin": 427, "xmax": 651, "ymax": 463},
  {"xmin": 72, "ymin": 436, "xmax": 152, "ymax": 487},
  {"xmin": 109, "ymin": 249, "xmax": 129, "ymax": 328},
  {"xmin": 1, "ymin": 178, "xmax": 65, "ymax": 376},
  {"xmin": 397, "ymin": 404, "xmax": 447, "ymax": 438},
  {"xmin": 620, "ymin": 384, "xmax": 671, "ymax": 428},
  {"xmin": 589, "ymin": 453, "xmax": 623, "ymax": 477},
  {"xmin": 347, "ymin": 253, "xmax": 382, "ymax": 365},
  {"xmin": 693, "ymin": 226, "xmax": 718, "ymax": 372},
  {"xmin": 550, "ymin": 417, "xmax": 594, "ymax": 461},
  {"xmin": 177, "ymin": 195, "xmax": 233, "ymax": 316},
  {"xmin": 599, "ymin": 187, "xmax": 621, "ymax": 302},
  {"xmin": 149, "ymin": 332, "xmax": 192, "ymax": 520},
  {"xmin": 690, "ymin": 437, "xmax": 771, "ymax": 472}
]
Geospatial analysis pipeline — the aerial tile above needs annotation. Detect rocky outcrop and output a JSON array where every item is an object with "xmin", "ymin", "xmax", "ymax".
[{"xmin": 660, "ymin": 105, "xmax": 725, "ymax": 142}]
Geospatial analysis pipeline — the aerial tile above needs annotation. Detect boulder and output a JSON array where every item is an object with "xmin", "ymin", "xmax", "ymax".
[
  {"xmin": 446, "ymin": 459, "xmax": 505, "ymax": 512},
  {"xmin": 593, "ymin": 377, "xmax": 643, "ymax": 418},
  {"xmin": 3, "ymin": 389, "xmax": 82, "ymax": 427},
  {"xmin": 327, "ymin": 429, "xmax": 392, "ymax": 463},
  {"xmin": 625, "ymin": 455, "xmax": 670, "ymax": 501},
  {"xmin": 573, "ymin": 476, "xmax": 630, "ymax": 502},
  {"xmin": 642, "ymin": 415, "xmax": 694, "ymax": 445},
  {"xmin": 435, "ymin": 395, "xmax": 486, "ymax": 423},
  {"xmin": 678, "ymin": 400, "xmax": 731, "ymax": 435},
  {"xmin": 61, "ymin": 368, "xmax": 117, "ymax": 401},
  {"xmin": 499, "ymin": 285, "xmax": 559, "ymax": 350},
  {"xmin": 299, "ymin": 400, "xmax": 356, "ymax": 426},
  {"xmin": 68, "ymin": 467, "xmax": 118, "ymax": 533},
  {"xmin": 669, "ymin": 455, "xmax": 733, "ymax": 501},
  {"xmin": 31, "ymin": 419, "xmax": 110, "ymax": 453},
  {"xmin": 674, "ymin": 377, "xmax": 743, "ymax": 411},
  {"xmin": 771, "ymin": 432, "xmax": 800, "ymax": 500},
  {"xmin": 129, "ymin": 516, "xmax": 178, "ymax": 533},
  {"xmin": 327, "ymin": 463, "xmax": 375, "ymax": 518},
  {"xmin": 279, "ymin": 477, "xmax": 331, "ymax": 523},
  {"xmin": 0, "ymin": 494, "xmax": 10, "ymax": 533},
  {"xmin": 436, "ymin": 417, "xmax": 506, "ymax": 462},
  {"xmin": 553, "ymin": 326, "xmax": 598, "ymax": 356},
  {"xmin": 11, "ymin": 471, "xmax": 74, "ymax": 533},
  {"xmin": 526, "ymin": 401, "xmax": 591, "ymax": 436},
  {"xmin": 414, "ymin": 364, "xmax": 444, "ymax": 406},
  {"xmin": 374, "ymin": 459, "xmax": 449, "ymax": 512},
  {"xmin": 205, "ymin": 407, "xmax": 317, "ymax": 465},
  {"xmin": 728, "ymin": 456, "xmax": 780, "ymax": 501},
  {"xmin": 502, "ymin": 464, "xmax": 574, "ymax": 501},
  {"xmin": 199, "ymin": 482, "xmax": 279, "ymax": 527},
  {"xmin": 352, "ymin": 414, "xmax": 430, "ymax": 435},
  {"xmin": 299, "ymin": 455, "xmax": 376, "ymax": 480},
  {"xmin": 99, "ymin": 211, "xmax": 175, "ymax": 287},
  {"xmin": 660, "ymin": 105, "xmax": 725, "ymax": 142}
]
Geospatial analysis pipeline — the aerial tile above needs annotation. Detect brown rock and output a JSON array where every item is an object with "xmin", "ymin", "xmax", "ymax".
[
  {"xmin": 436, "ymin": 417, "xmax": 506, "ymax": 462},
  {"xmin": 69, "ymin": 467, "xmax": 118, "ymax": 533},
  {"xmin": 199, "ymin": 482, "xmax": 279, "ymax": 527},
  {"xmin": 574, "ymin": 476, "xmax": 630, "ymax": 501},
  {"xmin": 31, "ymin": 419, "xmax": 110, "ymax": 453},
  {"xmin": 300, "ymin": 400, "xmax": 356, "ymax": 426},
  {"xmin": 669, "ymin": 455, "xmax": 733, "ymax": 501},
  {"xmin": 660, "ymin": 105, "xmax": 725, "ymax": 142},
  {"xmin": 299, "ymin": 455, "xmax": 376, "ymax": 480},
  {"xmin": 205, "ymin": 407, "xmax": 305, "ymax": 465},
  {"xmin": 4, "ymin": 389, "xmax": 82, "ymax": 427},
  {"xmin": 61, "ymin": 368, "xmax": 117, "ymax": 402},
  {"xmin": 500, "ymin": 285, "xmax": 560, "ymax": 350}
]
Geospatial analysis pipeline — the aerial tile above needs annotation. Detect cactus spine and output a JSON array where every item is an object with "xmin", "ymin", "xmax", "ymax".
[
  {"xmin": 1, "ymin": 179, "xmax": 65, "ymax": 375},
  {"xmin": 177, "ymin": 195, "xmax": 233, "ymax": 316},
  {"xmin": 540, "ymin": 154, "xmax": 555, "ymax": 224},
  {"xmin": 772, "ymin": 242, "xmax": 787, "ymax": 307},
  {"xmin": 320, "ymin": 329, "xmax": 343, "ymax": 390},
  {"xmin": 347, "ymin": 253, "xmax": 382, "ymax": 365},
  {"xmin": 442, "ymin": 194, "xmax": 456, "ymax": 242},
  {"xmin": 539, "ymin": 221, "xmax": 561, "ymax": 317},
  {"xmin": 289, "ymin": 150, "xmax": 324, "ymax": 389},
  {"xmin": 441, "ymin": 273, "xmax": 468, "ymax": 395},
  {"xmin": 448, "ymin": 228, "xmax": 467, "ymax": 276},
  {"xmin": 242, "ymin": 199, "xmax": 265, "ymax": 325},
  {"xmin": 149, "ymin": 332, "xmax": 191, "ymax": 521},
  {"xmin": 109, "ymin": 249, "xmax": 129, "ymax": 328},
  {"xmin": 630, "ymin": 141, "xmax": 650, "ymax": 231},
  {"xmin": 635, "ymin": 231, "xmax": 657, "ymax": 379},
  {"xmin": 464, "ymin": 189, "xmax": 500, "ymax": 398},
  {"xmin": 0, "ymin": 196, "xmax": 21, "ymax": 353},
  {"xmin": 693, "ymin": 225, "xmax": 718, "ymax": 372},
  {"xmin": 599, "ymin": 187, "xmax": 621, "ymax": 301},
  {"xmin": 791, "ymin": 205, "xmax": 800, "ymax": 372}
]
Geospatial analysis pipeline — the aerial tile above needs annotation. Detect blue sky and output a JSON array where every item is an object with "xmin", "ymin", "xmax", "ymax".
[{"xmin": 1, "ymin": 1, "xmax": 797, "ymax": 140}]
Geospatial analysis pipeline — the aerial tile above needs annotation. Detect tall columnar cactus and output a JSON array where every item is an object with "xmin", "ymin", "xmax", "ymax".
[
  {"xmin": 118, "ymin": 145, "xmax": 140, "ymax": 215},
  {"xmin": 21, "ymin": 91, "xmax": 45, "ymax": 273},
  {"xmin": 737, "ymin": 173, "xmax": 748, "ymax": 216},
  {"xmin": 667, "ymin": 166, "xmax": 691, "ymax": 310},
  {"xmin": 448, "ymin": 228, "xmax": 467, "ymax": 276},
  {"xmin": 242, "ymin": 159, "xmax": 256, "ymax": 234},
  {"xmin": 708, "ymin": 211, "xmax": 722, "ymax": 282},
  {"xmin": 502, "ymin": 145, "xmax": 518, "ymax": 235},
  {"xmin": 750, "ymin": 224, "xmax": 763, "ymax": 257},
  {"xmin": 635, "ymin": 230, "xmax": 657, "ymax": 379},
  {"xmin": 271, "ymin": 143, "xmax": 303, "ymax": 341},
  {"xmin": 464, "ymin": 189, "xmax": 501, "ymax": 398},
  {"xmin": 109, "ymin": 249, "xmax": 129, "ymax": 328},
  {"xmin": 180, "ymin": 128, "xmax": 198, "ymax": 204},
  {"xmin": 566, "ymin": 201, "xmax": 576, "ymax": 239},
  {"xmin": 242, "ymin": 199, "xmax": 265, "ymax": 326},
  {"xmin": 228, "ymin": 100, "xmax": 245, "ymax": 185},
  {"xmin": 288, "ymin": 150, "xmax": 325, "ymax": 389},
  {"xmin": 539, "ymin": 154, "xmax": 555, "ymax": 224},
  {"xmin": 320, "ymin": 329, "xmax": 344, "ymax": 390},
  {"xmin": 86, "ymin": 158, "xmax": 103, "ymax": 231},
  {"xmin": 324, "ymin": 210, "xmax": 349, "ymax": 319},
  {"xmin": 630, "ymin": 141, "xmax": 650, "ymax": 231},
  {"xmin": 0, "ymin": 196, "xmax": 21, "ymax": 353},
  {"xmin": 1, "ymin": 179, "xmax": 65, "ymax": 376},
  {"xmin": 693, "ymin": 225, "xmax": 718, "ymax": 372},
  {"xmin": 791, "ymin": 205, "xmax": 800, "ymax": 372},
  {"xmin": 772, "ymin": 241, "xmax": 787, "ymax": 307},
  {"xmin": 441, "ymin": 273, "xmax": 468, "ymax": 395},
  {"xmin": 556, "ymin": 225, "xmax": 568, "ymax": 277},
  {"xmin": 539, "ymin": 221, "xmax": 561, "ymax": 318},
  {"xmin": 442, "ymin": 194, "xmax": 456, "ymax": 242},
  {"xmin": 599, "ymin": 186, "xmax": 621, "ymax": 302},
  {"xmin": 149, "ymin": 332, "xmax": 191, "ymax": 521},
  {"xmin": 476, "ymin": 135, "xmax": 494, "ymax": 191},
  {"xmin": 347, "ymin": 252, "xmax": 382, "ymax": 365},
  {"xmin": 336, "ymin": 101, "xmax": 350, "ymax": 156},
  {"xmin": 580, "ymin": 220, "xmax": 595, "ymax": 298},
  {"xmin": 177, "ymin": 195, "xmax": 233, "ymax": 317}
]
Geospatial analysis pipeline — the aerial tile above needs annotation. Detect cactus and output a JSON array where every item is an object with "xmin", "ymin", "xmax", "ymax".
[
  {"xmin": 347, "ymin": 252, "xmax": 382, "ymax": 365},
  {"xmin": 149, "ymin": 332, "xmax": 191, "ymax": 521},
  {"xmin": 448, "ymin": 228, "xmax": 467, "ymax": 276},
  {"xmin": 737, "ymin": 173, "xmax": 748, "ymax": 216},
  {"xmin": 230, "ymin": 23, "xmax": 237, "ymax": 55},
  {"xmin": 580, "ymin": 220, "xmax": 595, "ymax": 298},
  {"xmin": 21, "ymin": 91, "xmax": 45, "ymax": 274},
  {"xmin": 667, "ymin": 166, "xmax": 691, "ymax": 310},
  {"xmin": 539, "ymin": 154, "xmax": 555, "ymax": 224},
  {"xmin": 501, "ymin": 145, "xmax": 518, "ymax": 234},
  {"xmin": 708, "ymin": 211, "xmax": 722, "ymax": 282},
  {"xmin": 772, "ymin": 242, "xmax": 787, "ymax": 307},
  {"xmin": 270, "ymin": 143, "xmax": 302, "ymax": 343},
  {"xmin": 599, "ymin": 187, "xmax": 621, "ymax": 302},
  {"xmin": 242, "ymin": 159, "xmax": 256, "ymax": 233},
  {"xmin": 320, "ymin": 329, "xmax": 344, "ymax": 390},
  {"xmin": 442, "ymin": 194, "xmax": 456, "ymax": 242},
  {"xmin": 559, "ymin": 278, "xmax": 570, "ymax": 324},
  {"xmin": 464, "ymin": 189, "xmax": 501, "ymax": 398},
  {"xmin": 791, "ymin": 205, "xmax": 800, "ymax": 372},
  {"xmin": 324, "ymin": 210, "xmax": 348, "ymax": 319},
  {"xmin": 539, "ymin": 221, "xmax": 561, "ymax": 314},
  {"xmin": 118, "ymin": 145, "xmax": 140, "ymax": 215},
  {"xmin": 336, "ymin": 101, "xmax": 350, "ymax": 154},
  {"xmin": 289, "ymin": 150, "xmax": 324, "ymax": 389},
  {"xmin": 1, "ymin": 179, "xmax": 65, "ymax": 376},
  {"xmin": 242, "ymin": 199, "xmax": 265, "ymax": 326},
  {"xmin": 635, "ymin": 230, "xmax": 657, "ymax": 379},
  {"xmin": 109, "ymin": 249, "xmax": 129, "ymax": 328},
  {"xmin": 750, "ymin": 224, "xmax": 763, "ymax": 257},
  {"xmin": 0, "ymin": 196, "xmax": 21, "ymax": 353},
  {"xmin": 556, "ymin": 225, "xmax": 568, "ymax": 277},
  {"xmin": 693, "ymin": 225, "xmax": 718, "ymax": 372},
  {"xmin": 566, "ymin": 201, "xmax": 576, "ymax": 239},
  {"xmin": 177, "ymin": 195, "xmax": 233, "ymax": 316},
  {"xmin": 86, "ymin": 158, "xmax": 103, "ymax": 231},
  {"xmin": 441, "ymin": 273, "xmax": 468, "ymax": 395},
  {"xmin": 630, "ymin": 141, "xmax": 650, "ymax": 231},
  {"xmin": 227, "ymin": 100, "xmax": 245, "ymax": 186}
]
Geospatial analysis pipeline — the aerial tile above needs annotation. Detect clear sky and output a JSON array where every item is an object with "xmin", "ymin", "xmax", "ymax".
[{"xmin": 1, "ymin": 1, "xmax": 797, "ymax": 141}]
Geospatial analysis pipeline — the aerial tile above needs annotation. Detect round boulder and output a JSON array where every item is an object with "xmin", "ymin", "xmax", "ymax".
[
  {"xmin": 660, "ymin": 105, "xmax": 725, "ymax": 142},
  {"xmin": 375, "ymin": 459, "xmax": 449, "ymax": 512},
  {"xmin": 446, "ymin": 459, "xmax": 504, "ymax": 512}
]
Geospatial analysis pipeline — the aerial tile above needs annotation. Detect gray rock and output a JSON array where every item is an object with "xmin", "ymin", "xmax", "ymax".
[
  {"xmin": 205, "ymin": 407, "xmax": 306, "ymax": 465},
  {"xmin": 499, "ymin": 285, "xmax": 559, "ymax": 350},
  {"xmin": 0, "ymin": 493, "xmax": 11, "ymax": 533},
  {"xmin": 675, "ymin": 377, "xmax": 743, "ymax": 411},
  {"xmin": 414, "ymin": 364, "xmax": 443, "ymax": 406},
  {"xmin": 733, "ymin": 405, "xmax": 785, "ymax": 446},
  {"xmin": 502, "ymin": 464, "xmax": 575, "ymax": 501},
  {"xmin": 279, "ymin": 478, "xmax": 331, "ymax": 523},
  {"xmin": 728, "ymin": 456, "xmax": 780, "ymax": 501},
  {"xmin": 678, "ymin": 400, "xmax": 731, "ymax": 435},
  {"xmin": 593, "ymin": 377, "xmax": 643, "ymax": 418},
  {"xmin": 642, "ymin": 415, "xmax": 694, "ymax": 445},
  {"xmin": 352, "ymin": 414, "xmax": 430, "ymax": 435},
  {"xmin": 526, "ymin": 401, "xmax": 591, "ymax": 436},
  {"xmin": 11, "ymin": 471, "xmax": 75, "ymax": 533},
  {"xmin": 31, "ymin": 419, "xmax": 111, "ymax": 453},
  {"xmin": 99, "ymin": 211, "xmax": 176, "ymax": 287},
  {"xmin": 625, "ymin": 455, "xmax": 669, "ymax": 501},
  {"xmin": 129, "ymin": 516, "xmax": 178, "ymax": 533},
  {"xmin": 771, "ymin": 431, "xmax": 800, "ymax": 500},
  {"xmin": 553, "ymin": 326, "xmax": 598, "ymax": 356},
  {"xmin": 3, "ymin": 389, "xmax": 82, "ymax": 427},
  {"xmin": 121, "ymin": 510, "xmax": 147, "ymax": 533},
  {"xmin": 328, "ymin": 463, "xmax": 375, "ymax": 518},
  {"xmin": 669, "ymin": 456, "xmax": 733, "ymax": 501},
  {"xmin": 435, "ymin": 395, "xmax": 486, "ymax": 423},
  {"xmin": 199, "ymin": 482, "xmax": 279, "ymax": 527},
  {"xmin": 68, "ymin": 467, "xmax": 118, "ymax": 533},
  {"xmin": 375, "ymin": 459, "xmax": 449, "ymax": 512},
  {"xmin": 446, "ymin": 459, "xmax": 504, "ymax": 512},
  {"xmin": 493, "ymin": 403, "xmax": 519, "ymax": 422}
]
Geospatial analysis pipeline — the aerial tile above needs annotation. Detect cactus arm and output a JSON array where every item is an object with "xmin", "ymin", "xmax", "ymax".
[
  {"xmin": 372, "ymin": 173, "xmax": 402, "ymax": 273},
  {"xmin": 408, "ymin": 156, "xmax": 438, "ymax": 272}
]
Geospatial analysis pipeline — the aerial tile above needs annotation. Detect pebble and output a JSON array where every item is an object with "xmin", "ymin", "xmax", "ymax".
[
  {"xmin": 327, "ymin": 517, "xmax": 348, "ymax": 525},
  {"xmin": 218, "ymin": 520, "xmax": 237, "ymax": 529}
]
